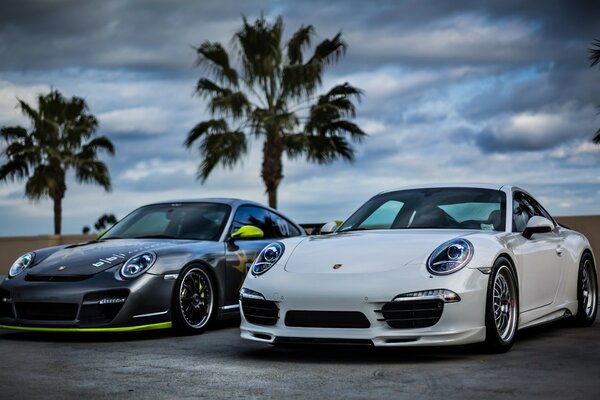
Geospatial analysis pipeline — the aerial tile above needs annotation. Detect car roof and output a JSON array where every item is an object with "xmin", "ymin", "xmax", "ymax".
[
  {"xmin": 145, "ymin": 198, "xmax": 266, "ymax": 208},
  {"xmin": 380, "ymin": 183, "xmax": 509, "ymax": 194}
]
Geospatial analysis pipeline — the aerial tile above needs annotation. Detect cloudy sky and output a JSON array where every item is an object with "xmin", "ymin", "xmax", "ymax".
[{"xmin": 0, "ymin": 0, "xmax": 599, "ymax": 235}]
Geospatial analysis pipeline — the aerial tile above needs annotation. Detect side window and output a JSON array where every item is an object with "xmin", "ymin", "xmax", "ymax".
[
  {"xmin": 523, "ymin": 194, "xmax": 555, "ymax": 226},
  {"xmin": 269, "ymin": 211, "xmax": 302, "ymax": 238},
  {"xmin": 231, "ymin": 206, "xmax": 272, "ymax": 238},
  {"xmin": 512, "ymin": 193, "xmax": 534, "ymax": 232}
]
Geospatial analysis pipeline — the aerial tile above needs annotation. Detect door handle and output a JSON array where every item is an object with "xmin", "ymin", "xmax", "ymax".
[{"xmin": 555, "ymin": 246, "xmax": 564, "ymax": 256}]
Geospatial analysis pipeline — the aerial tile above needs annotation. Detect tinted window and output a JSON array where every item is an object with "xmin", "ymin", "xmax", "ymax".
[
  {"xmin": 231, "ymin": 206, "xmax": 301, "ymax": 239},
  {"xmin": 338, "ymin": 188, "xmax": 506, "ymax": 232},
  {"xmin": 102, "ymin": 203, "xmax": 230, "ymax": 241},
  {"xmin": 512, "ymin": 192, "xmax": 555, "ymax": 232}
]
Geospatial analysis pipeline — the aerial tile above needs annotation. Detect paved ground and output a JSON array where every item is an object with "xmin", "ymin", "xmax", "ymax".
[{"xmin": 0, "ymin": 316, "xmax": 598, "ymax": 400}]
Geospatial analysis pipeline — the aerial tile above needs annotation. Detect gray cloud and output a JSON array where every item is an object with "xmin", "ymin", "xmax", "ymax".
[{"xmin": 0, "ymin": 0, "xmax": 599, "ymax": 234}]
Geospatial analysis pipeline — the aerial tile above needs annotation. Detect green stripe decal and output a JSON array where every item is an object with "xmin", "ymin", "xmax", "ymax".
[{"xmin": 0, "ymin": 322, "xmax": 172, "ymax": 333}]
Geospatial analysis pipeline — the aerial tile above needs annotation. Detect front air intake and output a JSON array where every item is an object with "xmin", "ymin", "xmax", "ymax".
[
  {"xmin": 241, "ymin": 298, "xmax": 279, "ymax": 326},
  {"xmin": 376, "ymin": 299, "xmax": 444, "ymax": 329}
]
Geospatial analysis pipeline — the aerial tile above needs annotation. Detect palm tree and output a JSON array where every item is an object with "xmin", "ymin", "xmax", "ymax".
[
  {"xmin": 590, "ymin": 39, "xmax": 600, "ymax": 143},
  {"xmin": 186, "ymin": 16, "xmax": 366, "ymax": 208},
  {"xmin": 0, "ymin": 89, "xmax": 115, "ymax": 234}
]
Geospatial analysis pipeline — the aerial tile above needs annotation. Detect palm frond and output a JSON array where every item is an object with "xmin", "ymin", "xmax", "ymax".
[
  {"xmin": 287, "ymin": 25, "xmax": 314, "ymax": 65},
  {"xmin": 590, "ymin": 39, "xmax": 600, "ymax": 67},
  {"xmin": 210, "ymin": 91, "xmax": 251, "ymax": 119},
  {"xmin": 594, "ymin": 128, "xmax": 600, "ymax": 144},
  {"xmin": 184, "ymin": 119, "xmax": 229, "ymax": 148},
  {"xmin": 305, "ymin": 83, "xmax": 365, "ymax": 137},
  {"xmin": 308, "ymin": 32, "xmax": 346, "ymax": 66},
  {"xmin": 0, "ymin": 126, "xmax": 28, "ymax": 141},
  {"xmin": 0, "ymin": 159, "xmax": 29, "ymax": 181},
  {"xmin": 75, "ymin": 159, "xmax": 111, "ymax": 191},
  {"xmin": 195, "ymin": 41, "xmax": 239, "ymax": 86},
  {"xmin": 236, "ymin": 15, "xmax": 283, "ymax": 82},
  {"xmin": 80, "ymin": 136, "xmax": 116, "ymax": 156},
  {"xmin": 197, "ymin": 131, "xmax": 247, "ymax": 181},
  {"xmin": 24, "ymin": 165, "xmax": 55, "ymax": 200},
  {"xmin": 281, "ymin": 62, "xmax": 322, "ymax": 98}
]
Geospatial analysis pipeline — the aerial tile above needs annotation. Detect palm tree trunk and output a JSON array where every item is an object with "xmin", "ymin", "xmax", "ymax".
[
  {"xmin": 53, "ymin": 196, "xmax": 62, "ymax": 235},
  {"xmin": 261, "ymin": 135, "xmax": 283, "ymax": 209}
]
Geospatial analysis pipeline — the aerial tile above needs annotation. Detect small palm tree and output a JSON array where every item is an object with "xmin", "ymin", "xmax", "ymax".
[
  {"xmin": 186, "ymin": 16, "xmax": 366, "ymax": 208},
  {"xmin": 590, "ymin": 38, "xmax": 600, "ymax": 143},
  {"xmin": 0, "ymin": 89, "xmax": 115, "ymax": 234}
]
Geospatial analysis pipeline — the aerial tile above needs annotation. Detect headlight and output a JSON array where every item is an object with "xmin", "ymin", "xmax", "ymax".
[
  {"xmin": 8, "ymin": 252, "xmax": 35, "ymax": 278},
  {"xmin": 427, "ymin": 238, "xmax": 473, "ymax": 275},
  {"xmin": 120, "ymin": 252, "xmax": 156, "ymax": 279},
  {"xmin": 251, "ymin": 242, "xmax": 284, "ymax": 276}
]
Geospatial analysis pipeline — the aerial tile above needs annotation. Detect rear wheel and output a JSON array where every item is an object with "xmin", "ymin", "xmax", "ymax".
[
  {"xmin": 172, "ymin": 265, "xmax": 216, "ymax": 334},
  {"xmin": 484, "ymin": 257, "xmax": 519, "ymax": 353},
  {"xmin": 573, "ymin": 253, "xmax": 598, "ymax": 327}
]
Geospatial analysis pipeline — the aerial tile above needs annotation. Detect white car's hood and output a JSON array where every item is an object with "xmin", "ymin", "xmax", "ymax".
[{"xmin": 284, "ymin": 229, "xmax": 492, "ymax": 274}]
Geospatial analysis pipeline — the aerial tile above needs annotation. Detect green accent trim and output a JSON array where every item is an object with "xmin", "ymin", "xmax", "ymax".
[
  {"xmin": 334, "ymin": 220, "xmax": 343, "ymax": 227},
  {"xmin": 0, "ymin": 322, "xmax": 172, "ymax": 333},
  {"xmin": 231, "ymin": 225, "xmax": 264, "ymax": 239}
]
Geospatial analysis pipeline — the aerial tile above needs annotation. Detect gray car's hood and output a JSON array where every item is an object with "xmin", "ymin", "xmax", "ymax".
[{"xmin": 27, "ymin": 239, "xmax": 196, "ymax": 277}]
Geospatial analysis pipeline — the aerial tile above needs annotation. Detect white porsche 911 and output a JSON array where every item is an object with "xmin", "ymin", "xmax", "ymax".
[{"xmin": 239, "ymin": 184, "xmax": 597, "ymax": 352}]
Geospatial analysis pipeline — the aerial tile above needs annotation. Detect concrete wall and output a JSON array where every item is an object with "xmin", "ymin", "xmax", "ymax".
[{"xmin": 0, "ymin": 216, "xmax": 598, "ymax": 275}]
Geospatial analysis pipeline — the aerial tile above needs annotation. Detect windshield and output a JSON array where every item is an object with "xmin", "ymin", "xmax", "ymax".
[
  {"xmin": 338, "ymin": 188, "xmax": 506, "ymax": 232},
  {"xmin": 102, "ymin": 203, "xmax": 231, "ymax": 241}
]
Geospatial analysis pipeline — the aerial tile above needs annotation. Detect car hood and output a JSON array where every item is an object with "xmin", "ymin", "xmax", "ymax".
[
  {"xmin": 284, "ymin": 229, "xmax": 492, "ymax": 274},
  {"xmin": 27, "ymin": 238, "xmax": 196, "ymax": 277}
]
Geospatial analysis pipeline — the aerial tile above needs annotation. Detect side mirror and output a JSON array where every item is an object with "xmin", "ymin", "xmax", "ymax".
[
  {"xmin": 522, "ymin": 216, "xmax": 553, "ymax": 239},
  {"xmin": 231, "ymin": 225, "xmax": 264, "ymax": 240},
  {"xmin": 320, "ymin": 220, "xmax": 343, "ymax": 235}
]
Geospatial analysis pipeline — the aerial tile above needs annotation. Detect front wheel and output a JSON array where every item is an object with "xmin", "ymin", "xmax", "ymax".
[
  {"xmin": 572, "ymin": 253, "xmax": 598, "ymax": 327},
  {"xmin": 172, "ymin": 265, "xmax": 216, "ymax": 335},
  {"xmin": 484, "ymin": 257, "xmax": 519, "ymax": 353}
]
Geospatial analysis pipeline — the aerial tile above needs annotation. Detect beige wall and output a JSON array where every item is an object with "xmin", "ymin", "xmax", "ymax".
[
  {"xmin": 0, "ymin": 235, "xmax": 94, "ymax": 275},
  {"xmin": 0, "ymin": 216, "xmax": 598, "ymax": 275}
]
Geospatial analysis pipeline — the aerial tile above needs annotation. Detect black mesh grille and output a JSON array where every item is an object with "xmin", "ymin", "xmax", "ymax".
[
  {"xmin": 241, "ymin": 298, "xmax": 279, "ymax": 326},
  {"xmin": 0, "ymin": 289, "xmax": 13, "ymax": 318},
  {"xmin": 377, "ymin": 300, "xmax": 444, "ymax": 329},
  {"xmin": 275, "ymin": 337, "xmax": 373, "ymax": 346},
  {"xmin": 285, "ymin": 311, "xmax": 370, "ymax": 328},
  {"xmin": 14, "ymin": 302, "xmax": 79, "ymax": 321}
]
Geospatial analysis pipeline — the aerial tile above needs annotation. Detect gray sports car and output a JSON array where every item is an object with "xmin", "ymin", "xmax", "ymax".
[{"xmin": 0, "ymin": 199, "xmax": 305, "ymax": 334}]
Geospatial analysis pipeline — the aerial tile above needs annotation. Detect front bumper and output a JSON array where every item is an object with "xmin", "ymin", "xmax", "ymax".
[
  {"xmin": 240, "ymin": 264, "xmax": 489, "ymax": 346},
  {"xmin": 0, "ymin": 268, "xmax": 175, "ymax": 332}
]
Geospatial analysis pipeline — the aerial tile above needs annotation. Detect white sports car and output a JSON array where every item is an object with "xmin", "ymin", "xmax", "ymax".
[{"xmin": 239, "ymin": 184, "xmax": 598, "ymax": 352}]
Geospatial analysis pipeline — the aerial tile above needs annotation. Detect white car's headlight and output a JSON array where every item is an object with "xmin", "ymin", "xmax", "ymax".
[
  {"xmin": 427, "ymin": 238, "xmax": 473, "ymax": 275},
  {"xmin": 8, "ymin": 252, "xmax": 35, "ymax": 278},
  {"xmin": 120, "ymin": 252, "xmax": 156, "ymax": 279},
  {"xmin": 251, "ymin": 243, "xmax": 284, "ymax": 276}
]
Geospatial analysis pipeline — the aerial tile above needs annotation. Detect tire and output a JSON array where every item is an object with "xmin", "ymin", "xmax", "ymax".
[
  {"xmin": 572, "ymin": 253, "xmax": 598, "ymax": 327},
  {"xmin": 172, "ymin": 264, "xmax": 216, "ymax": 335},
  {"xmin": 484, "ymin": 257, "xmax": 519, "ymax": 353}
]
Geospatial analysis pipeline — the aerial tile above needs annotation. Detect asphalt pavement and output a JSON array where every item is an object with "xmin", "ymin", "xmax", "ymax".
[{"xmin": 0, "ymin": 316, "xmax": 598, "ymax": 399}]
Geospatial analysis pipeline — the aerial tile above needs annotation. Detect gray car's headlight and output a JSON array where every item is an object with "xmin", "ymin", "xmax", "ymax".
[
  {"xmin": 8, "ymin": 252, "xmax": 35, "ymax": 278},
  {"xmin": 120, "ymin": 252, "xmax": 156, "ymax": 279},
  {"xmin": 427, "ymin": 238, "xmax": 473, "ymax": 275},
  {"xmin": 251, "ymin": 242, "xmax": 285, "ymax": 276}
]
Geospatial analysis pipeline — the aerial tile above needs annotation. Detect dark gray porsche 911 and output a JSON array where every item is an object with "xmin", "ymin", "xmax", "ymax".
[{"xmin": 0, "ymin": 199, "xmax": 304, "ymax": 334}]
